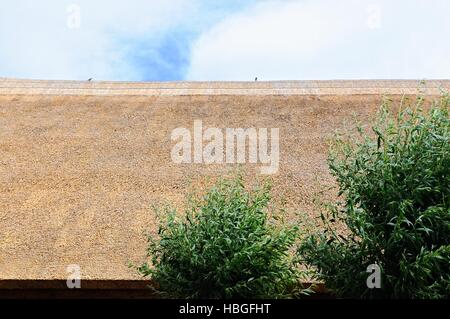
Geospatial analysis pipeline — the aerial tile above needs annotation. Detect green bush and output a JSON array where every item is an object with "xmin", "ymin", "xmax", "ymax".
[
  {"xmin": 298, "ymin": 94, "xmax": 450, "ymax": 298},
  {"xmin": 138, "ymin": 176, "xmax": 301, "ymax": 298}
]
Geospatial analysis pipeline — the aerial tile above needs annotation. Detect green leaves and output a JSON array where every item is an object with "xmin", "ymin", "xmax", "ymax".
[
  {"xmin": 298, "ymin": 93, "xmax": 450, "ymax": 299},
  {"xmin": 138, "ymin": 175, "xmax": 301, "ymax": 299}
]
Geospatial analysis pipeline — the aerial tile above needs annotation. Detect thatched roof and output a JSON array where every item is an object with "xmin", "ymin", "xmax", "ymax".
[{"xmin": 0, "ymin": 79, "xmax": 448, "ymax": 283}]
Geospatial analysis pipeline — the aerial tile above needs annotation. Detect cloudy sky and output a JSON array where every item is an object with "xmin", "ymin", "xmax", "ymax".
[{"xmin": 1, "ymin": 0, "xmax": 449, "ymax": 81}]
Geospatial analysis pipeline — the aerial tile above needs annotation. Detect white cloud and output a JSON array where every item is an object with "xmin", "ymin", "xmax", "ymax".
[
  {"xmin": 2, "ymin": 0, "xmax": 450, "ymax": 81},
  {"xmin": 0, "ymin": 0, "xmax": 198, "ymax": 80},
  {"xmin": 187, "ymin": 0, "xmax": 450, "ymax": 80}
]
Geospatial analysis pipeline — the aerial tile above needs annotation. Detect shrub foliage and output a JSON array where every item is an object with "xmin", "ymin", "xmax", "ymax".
[
  {"xmin": 138, "ymin": 176, "xmax": 300, "ymax": 298},
  {"xmin": 298, "ymin": 94, "xmax": 450, "ymax": 298}
]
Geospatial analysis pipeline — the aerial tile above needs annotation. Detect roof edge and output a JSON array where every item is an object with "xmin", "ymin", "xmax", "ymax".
[{"xmin": 1, "ymin": 79, "xmax": 449, "ymax": 96}]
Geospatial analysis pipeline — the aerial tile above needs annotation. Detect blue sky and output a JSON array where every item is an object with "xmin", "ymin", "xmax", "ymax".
[{"xmin": 1, "ymin": 0, "xmax": 449, "ymax": 81}]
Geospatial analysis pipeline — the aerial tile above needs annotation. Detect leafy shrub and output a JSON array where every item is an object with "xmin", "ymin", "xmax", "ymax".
[
  {"xmin": 298, "ymin": 94, "xmax": 450, "ymax": 298},
  {"xmin": 138, "ymin": 176, "xmax": 301, "ymax": 298}
]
